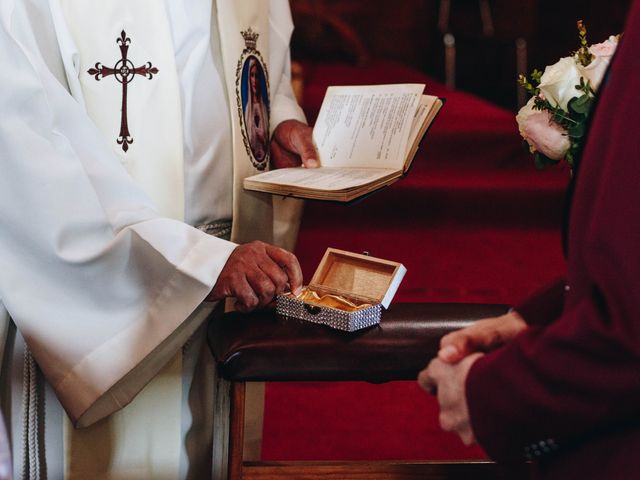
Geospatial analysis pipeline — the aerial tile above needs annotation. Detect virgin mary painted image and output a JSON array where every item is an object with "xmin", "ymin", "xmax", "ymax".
[{"xmin": 241, "ymin": 56, "xmax": 270, "ymax": 164}]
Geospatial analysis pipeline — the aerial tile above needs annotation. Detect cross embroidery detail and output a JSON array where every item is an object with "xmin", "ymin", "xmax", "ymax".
[{"xmin": 88, "ymin": 30, "xmax": 159, "ymax": 152}]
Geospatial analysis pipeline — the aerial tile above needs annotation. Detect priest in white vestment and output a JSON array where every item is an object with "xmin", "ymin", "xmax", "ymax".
[{"xmin": 0, "ymin": 0, "xmax": 318, "ymax": 478}]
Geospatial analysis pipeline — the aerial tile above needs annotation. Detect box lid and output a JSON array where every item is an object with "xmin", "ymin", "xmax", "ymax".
[{"xmin": 308, "ymin": 248, "xmax": 407, "ymax": 309}]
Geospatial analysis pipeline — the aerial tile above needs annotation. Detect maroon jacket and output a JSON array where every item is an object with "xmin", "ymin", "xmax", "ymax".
[{"xmin": 466, "ymin": 2, "xmax": 640, "ymax": 478}]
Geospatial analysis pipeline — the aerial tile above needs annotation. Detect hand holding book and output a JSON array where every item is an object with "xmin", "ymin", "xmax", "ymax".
[
  {"xmin": 244, "ymin": 83, "xmax": 443, "ymax": 202},
  {"xmin": 270, "ymin": 119, "xmax": 319, "ymax": 169}
]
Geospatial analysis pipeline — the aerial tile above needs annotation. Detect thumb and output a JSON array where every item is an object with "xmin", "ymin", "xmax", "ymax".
[
  {"xmin": 438, "ymin": 329, "xmax": 481, "ymax": 363},
  {"xmin": 438, "ymin": 344, "xmax": 464, "ymax": 363},
  {"xmin": 290, "ymin": 127, "xmax": 319, "ymax": 168},
  {"xmin": 276, "ymin": 120, "xmax": 319, "ymax": 168}
]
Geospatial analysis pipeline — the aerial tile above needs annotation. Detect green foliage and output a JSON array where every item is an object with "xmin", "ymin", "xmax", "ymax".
[
  {"xmin": 531, "ymin": 69, "xmax": 543, "ymax": 84},
  {"xmin": 517, "ymin": 74, "xmax": 539, "ymax": 97},
  {"xmin": 534, "ymin": 152, "xmax": 559, "ymax": 170},
  {"xmin": 575, "ymin": 20, "xmax": 595, "ymax": 67},
  {"xmin": 568, "ymin": 91, "xmax": 593, "ymax": 115}
]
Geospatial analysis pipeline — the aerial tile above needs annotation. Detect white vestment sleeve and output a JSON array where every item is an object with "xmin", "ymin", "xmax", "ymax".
[
  {"xmin": 267, "ymin": 0, "xmax": 307, "ymax": 251},
  {"xmin": 268, "ymin": 0, "xmax": 306, "ymax": 132},
  {"xmin": 0, "ymin": 8, "xmax": 236, "ymax": 426}
]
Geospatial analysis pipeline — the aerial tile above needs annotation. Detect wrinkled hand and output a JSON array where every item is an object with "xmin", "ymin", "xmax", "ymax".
[
  {"xmin": 417, "ymin": 353, "xmax": 483, "ymax": 445},
  {"xmin": 209, "ymin": 241, "xmax": 303, "ymax": 312},
  {"xmin": 271, "ymin": 119, "xmax": 319, "ymax": 169},
  {"xmin": 438, "ymin": 310, "xmax": 527, "ymax": 364}
]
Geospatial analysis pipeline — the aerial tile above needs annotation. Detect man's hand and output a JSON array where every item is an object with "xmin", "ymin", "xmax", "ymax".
[
  {"xmin": 271, "ymin": 119, "xmax": 319, "ymax": 169},
  {"xmin": 209, "ymin": 241, "xmax": 303, "ymax": 312},
  {"xmin": 417, "ymin": 353, "xmax": 483, "ymax": 445},
  {"xmin": 438, "ymin": 311, "xmax": 527, "ymax": 364}
]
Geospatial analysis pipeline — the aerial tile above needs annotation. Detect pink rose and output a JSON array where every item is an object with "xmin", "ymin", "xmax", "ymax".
[
  {"xmin": 579, "ymin": 36, "xmax": 618, "ymax": 91},
  {"xmin": 590, "ymin": 36, "xmax": 618, "ymax": 57},
  {"xmin": 516, "ymin": 98, "xmax": 570, "ymax": 160}
]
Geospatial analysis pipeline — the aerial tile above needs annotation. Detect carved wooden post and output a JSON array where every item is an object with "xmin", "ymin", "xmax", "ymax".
[{"xmin": 211, "ymin": 371, "xmax": 232, "ymax": 479}]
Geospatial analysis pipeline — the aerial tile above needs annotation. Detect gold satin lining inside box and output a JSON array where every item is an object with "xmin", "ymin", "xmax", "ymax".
[
  {"xmin": 286, "ymin": 289, "xmax": 372, "ymax": 313},
  {"xmin": 276, "ymin": 248, "xmax": 406, "ymax": 331}
]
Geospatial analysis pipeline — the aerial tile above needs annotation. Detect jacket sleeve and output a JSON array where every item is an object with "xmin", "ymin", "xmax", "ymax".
[
  {"xmin": 467, "ymin": 276, "xmax": 640, "ymax": 461},
  {"xmin": 513, "ymin": 278, "xmax": 567, "ymax": 326}
]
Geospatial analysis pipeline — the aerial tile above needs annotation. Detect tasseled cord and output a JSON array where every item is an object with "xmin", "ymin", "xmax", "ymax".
[{"xmin": 21, "ymin": 349, "xmax": 43, "ymax": 480}]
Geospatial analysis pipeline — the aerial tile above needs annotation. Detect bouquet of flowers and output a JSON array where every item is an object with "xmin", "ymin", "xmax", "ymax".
[{"xmin": 517, "ymin": 21, "xmax": 619, "ymax": 168}]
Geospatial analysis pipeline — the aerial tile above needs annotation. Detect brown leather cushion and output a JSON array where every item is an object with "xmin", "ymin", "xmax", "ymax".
[{"xmin": 207, "ymin": 303, "xmax": 508, "ymax": 383}]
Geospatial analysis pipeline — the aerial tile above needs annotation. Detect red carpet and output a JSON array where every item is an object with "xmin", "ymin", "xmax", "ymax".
[{"xmin": 262, "ymin": 61, "xmax": 569, "ymax": 461}]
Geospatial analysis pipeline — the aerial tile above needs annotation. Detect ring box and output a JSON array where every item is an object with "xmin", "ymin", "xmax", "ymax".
[{"xmin": 276, "ymin": 248, "xmax": 407, "ymax": 331}]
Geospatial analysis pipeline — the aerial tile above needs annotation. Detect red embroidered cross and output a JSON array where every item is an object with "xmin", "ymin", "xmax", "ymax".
[{"xmin": 88, "ymin": 30, "xmax": 159, "ymax": 152}]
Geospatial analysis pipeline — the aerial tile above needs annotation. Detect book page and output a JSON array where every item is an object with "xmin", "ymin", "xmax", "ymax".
[
  {"xmin": 313, "ymin": 84, "xmax": 424, "ymax": 170},
  {"xmin": 405, "ymin": 95, "xmax": 441, "ymax": 159},
  {"xmin": 245, "ymin": 167, "xmax": 397, "ymax": 192}
]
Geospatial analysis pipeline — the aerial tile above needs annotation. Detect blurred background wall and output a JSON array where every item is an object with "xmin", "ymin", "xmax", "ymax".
[{"xmin": 290, "ymin": 0, "xmax": 631, "ymax": 110}]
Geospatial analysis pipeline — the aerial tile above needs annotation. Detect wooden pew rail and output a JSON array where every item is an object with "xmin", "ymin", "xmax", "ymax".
[{"xmin": 208, "ymin": 303, "xmax": 529, "ymax": 480}]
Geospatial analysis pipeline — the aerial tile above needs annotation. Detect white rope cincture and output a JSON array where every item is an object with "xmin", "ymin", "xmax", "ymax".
[
  {"xmin": 194, "ymin": 219, "xmax": 232, "ymax": 240},
  {"xmin": 21, "ymin": 348, "xmax": 30, "ymax": 479},
  {"xmin": 21, "ymin": 348, "xmax": 42, "ymax": 480}
]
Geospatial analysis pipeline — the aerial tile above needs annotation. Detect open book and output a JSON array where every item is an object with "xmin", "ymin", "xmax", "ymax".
[{"xmin": 244, "ymin": 83, "xmax": 443, "ymax": 202}]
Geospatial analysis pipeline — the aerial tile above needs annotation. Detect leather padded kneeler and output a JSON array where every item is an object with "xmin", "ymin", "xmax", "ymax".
[{"xmin": 208, "ymin": 303, "xmax": 509, "ymax": 383}]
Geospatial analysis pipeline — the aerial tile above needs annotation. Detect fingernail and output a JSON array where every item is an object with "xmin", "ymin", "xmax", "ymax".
[
  {"xmin": 305, "ymin": 159, "xmax": 318, "ymax": 168},
  {"xmin": 293, "ymin": 286, "xmax": 303, "ymax": 296},
  {"xmin": 439, "ymin": 345, "xmax": 459, "ymax": 361}
]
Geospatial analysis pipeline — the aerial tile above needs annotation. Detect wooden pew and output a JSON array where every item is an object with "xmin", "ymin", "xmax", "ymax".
[{"xmin": 208, "ymin": 303, "xmax": 530, "ymax": 479}]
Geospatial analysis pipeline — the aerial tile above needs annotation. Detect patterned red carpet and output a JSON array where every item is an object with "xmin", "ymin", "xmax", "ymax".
[{"xmin": 262, "ymin": 61, "xmax": 569, "ymax": 461}]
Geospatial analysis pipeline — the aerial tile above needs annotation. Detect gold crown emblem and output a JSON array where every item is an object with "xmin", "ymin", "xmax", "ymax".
[{"xmin": 241, "ymin": 28, "xmax": 259, "ymax": 50}]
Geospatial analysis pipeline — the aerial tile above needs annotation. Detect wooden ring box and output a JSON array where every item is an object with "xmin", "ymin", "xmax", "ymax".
[{"xmin": 276, "ymin": 248, "xmax": 406, "ymax": 331}]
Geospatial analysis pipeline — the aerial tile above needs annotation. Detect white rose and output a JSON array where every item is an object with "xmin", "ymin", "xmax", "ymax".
[
  {"xmin": 538, "ymin": 56, "xmax": 583, "ymax": 111},
  {"xmin": 578, "ymin": 36, "xmax": 618, "ymax": 91},
  {"xmin": 516, "ymin": 98, "xmax": 570, "ymax": 161}
]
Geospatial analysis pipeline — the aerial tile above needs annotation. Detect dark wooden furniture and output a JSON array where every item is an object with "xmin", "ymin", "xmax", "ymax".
[{"xmin": 208, "ymin": 303, "xmax": 530, "ymax": 479}]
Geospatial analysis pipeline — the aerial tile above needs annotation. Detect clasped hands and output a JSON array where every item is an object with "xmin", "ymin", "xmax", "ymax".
[
  {"xmin": 417, "ymin": 311, "xmax": 527, "ymax": 445},
  {"xmin": 209, "ymin": 120, "xmax": 317, "ymax": 312}
]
